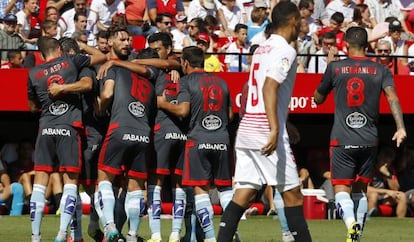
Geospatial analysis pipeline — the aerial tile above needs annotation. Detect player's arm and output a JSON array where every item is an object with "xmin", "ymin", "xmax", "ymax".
[
  {"xmin": 228, "ymin": 106, "xmax": 234, "ymax": 122},
  {"xmin": 96, "ymin": 60, "xmax": 151, "ymax": 79},
  {"xmin": 313, "ymin": 90, "xmax": 327, "ymax": 104},
  {"xmin": 384, "ymin": 85, "xmax": 406, "ymax": 147},
  {"xmin": 48, "ymin": 75, "xmax": 93, "ymax": 97},
  {"xmin": 262, "ymin": 77, "xmax": 280, "ymax": 156},
  {"xmin": 157, "ymin": 94, "xmax": 190, "ymax": 118},
  {"xmin": 78, "ymin": 42, "xmax": 107, "ymax": 66},
  {"xmin": 132, "ymin": 58, "xmax": 181, "ymax": 70},
  {"xmin": 97, "ymin": 79, "xmax": 115, "ymax": 116}
]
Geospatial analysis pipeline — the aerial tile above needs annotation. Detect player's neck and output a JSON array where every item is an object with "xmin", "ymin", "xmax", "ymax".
[{"xmin": 347, "ymin": 48, "xmax": 365, "ymax": 57}]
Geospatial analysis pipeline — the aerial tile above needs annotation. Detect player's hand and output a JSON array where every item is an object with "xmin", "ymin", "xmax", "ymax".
[
  {"xmin": 48, "ymin": 83, "xmax": 64, "ymax": 98},
  {"xmin": 96, "ymin": 60, "xmax": 114, "ymax": 80},
  {"xmin": 261, "ymin": 130, "xmax": 278, "ymax": 156},
  {"xmin": 157, "ymin": 91, "xmax": 168, "ymax": 108},
  {"xmin": 170, "ymin": 70, "xmax": 180, "ymax": 83},
  {"xmin": 392, "ymin": 128, "xmax": 407, "ymax": 147}
]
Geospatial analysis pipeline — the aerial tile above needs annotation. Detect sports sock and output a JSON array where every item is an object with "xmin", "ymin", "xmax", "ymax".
[
  {"xmin": 114, "ymin": 187, "xmax": 127, "ymax": 232},
  {"xmin": 98, "ymin": 181, "xmax": 115, "ymax": 224},
  {"xmin": 54, "ymin": 192, "xmax": 63, "ymax": 211},
  {"xmin": 353, "ymin": 192, "xmax": 367, "ymax": 233},
  {"xmin": 218, "ymin": 188, "xmax": 233, "ymax": 211},
  {"xmin": 336, "ymin": 191, "xmax": 355, "ymax": 229},
  {"xmin": 217, "ymin": 200, "xmax": 245, "ymax": 242},
  {"xmin": 284, "ymin": 205, "xmax": 312, "ymax": 242},
  {"xmin": 274, "ymin": 190, "xmax": 290, "ymax": 232},
  {"xmin": 30, "ymin": 184, "xmax": 46, "ymax": 236},
  {"xmin": 70, "ymin": 193, "xmax": 83, "ymax": 241},
  {"xmin": 125, "ymin": 190, "xmax": 144, "ymax": 237},
  {"xmin": 171, "ymin": 188, "xmax": 186, "ymax": 237},
  {"xmin": 149, "ymin": 185, "xmax": 162, "ymax": 239},
  {"xmin": 182, "ymin": 187, "xmax": 196, "ymax": 242},
  {"xmin": 94, "ymin": 191, "xmax": 106, "ymax": 225},
  {"xmin": 59, "ymin": 184, "xmax": 78, "ymax": 234},
  {"xmin": 89, "ymin": 194, "xmax": 100, "ymax": 229},
  {"xmin": 195, "ymin": 193, "xmax": 215, "ymax": 239},
  {"xmin": 10, "ymin": 182, "xmax": 24, "ymax": 216}
]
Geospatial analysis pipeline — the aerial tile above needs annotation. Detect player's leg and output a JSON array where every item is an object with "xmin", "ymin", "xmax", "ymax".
[
  {"xmin": 124, "ymin": 177, "xmax": 145, "ymax": 242},
  {"xmin": 8, "ymin": 182, "xmax": 24, "ymax": 216},
  {"xmin": 147, "ymin": 174, "xmax": 163, "ymax": 242},
  {"xmin": 170, "ymin": 175, "xmax": 186, "ymax": 242},
  {"xmin": 273, "ymin": 189, "xmax": 295, "ymax": 242}
]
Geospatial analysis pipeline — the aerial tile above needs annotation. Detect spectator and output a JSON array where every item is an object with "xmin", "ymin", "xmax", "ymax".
[
  {"xmin": 154, "ymin": 12, "xmax": 173, "ymax": 33},
  {"xmin": 86, "ymin": 0, "xmax": 125, "ymax": 46},
  {"xmin": 16, "ymin": 0, "xmax": 40, "ymax": 49},
  {"xmin": 171, "ymin": 14, "xmax": 188, "ymax": 52},
  {"xmin": 124, "ymin": 0, "xmax": 156, "ymax": 37},
  {"xmin": 71, "ymin": 30, "xmax": 88, "ymax": 44},
  {"xmin": 147, "ymin": 0, "xmax": 185, "ymax": 25},
  {"xmin": 381, "ymin": 17, "xmax": 409, "ymax": 66},
  {"xmin": 350, "ymin": 4, "xmax": 377, "ymax": 31},
  {"xmin": 196, "ymin": 32, "xmax": 222, "ymax": 72},
  {"xmin": 297, "ymin": 17, "xmax": 316, "ymax": 71},
  {"xmin": 0, "ymin": 0, "xmax": 24, "ymax": 19},
  {"xmin": 183, "ymin": 17, "xmax": 204, "ymax": 47},
  {"xmin": 0, "ymin": 50, "xmax": 23, "ymax": 69},
  {"xmin": 310, "ymin": 0, "xmax": 325, "ymax": 27},
  {"xmin": 298, "ymin": 0, "xmax": 319, "ymax": 35},
  {"xmin": 0, "ymin": 14, "xmax": 25, "ymax": 64},
  {"xmin": 62, "ymin": 11, "xmax": 87, "ymax": 37},
  {"xmin": 321, "ymin": 0, "xmax": 355, "ymax": 27},
  {"xmin": 314, "ymin": 11, "xmax": 346, "ymax": 53},
  {"xmin": 58, "ymin": 0, "xmax": 87, "ymax": 39},
  {"xmin": 204, "ymin": 15, "xmax": 220, "ymax": 52},
  {"xmin": 42, "ymin": 19, "xmax": 59, "ymax": 38},
  {"xmin": 44, "ymin": 6, "xmax": 62, "ymax": 39},
  {"xmin": 225, "ymin": 23, "xmax": 249, "ymax": 72},
  {"xmin": 95, "ymin": 29, "xmax": 109, "ymax": 54},
  {"xmin": 374, "ymin": 39, "xmax": 410, "ymax": 75},
  {"xmin": 367, "ymin": 145, "xmax": 407, "ymax": 218},
  {"xmin": 46, "ymin": 0, "xmax": 74, "ymax": 15},
  {"xmin": 186, "ymin": 0, "xmax": 218, "ymax": 21},
  {"xmin": 217, "ymin": 0, "xmax": 244, "ymax": 36},
  {"xmin": 308, "ymin": 31, "xmax": 345, "ymax": 73},
  {"xmin": 0, "ymin": 158, "xmax": 24, "ymax": 216},
  {"xmin": 246, "ymin": 2, "xmax": 269, "ymax": 43}
]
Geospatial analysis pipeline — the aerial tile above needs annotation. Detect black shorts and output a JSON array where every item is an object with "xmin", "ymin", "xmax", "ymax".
[
  {"xmin": 154, "ymin": 125, "xmax": 186, "ymax": 175},
  {"xmin": 181, "ymin": 139, "xmax": 232, "ymax": 187},
  {"xmin": 34, "ymin": 124, "xmax": 82, "ymax": 173},
  {"xmin": 79, "ymin": 125, "xmax": 105, "ymax": 185},
  {"xmin": 98, "ymin": 124, "xmax": 150, "ymax": 180},
  {"xmin": 331, "ymin": 145, "xmax": 378, "ymax": 186}
]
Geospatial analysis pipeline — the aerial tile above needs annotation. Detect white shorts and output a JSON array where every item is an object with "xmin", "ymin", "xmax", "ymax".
[{"xmin": 233, "ymin": 143, "xmax": 300, "ymax": 192}]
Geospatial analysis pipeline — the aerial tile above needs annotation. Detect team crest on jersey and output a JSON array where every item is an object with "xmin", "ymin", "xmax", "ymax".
[
  {"xmin": 128, "ymin": 101, "xmax": 145, "ymax": 117},
  {"xmin": 279, "ymin": 57, "xmax": 290, "ymax": 72},
  {"xmin": 49, "ymin": 101, "xmax": 69, "ymax": 115},
  {"xmin": 346, "ymin": 112, "xmax": 367, "ymax": 129},
  {"xmin": 202, "ymin": 115, "xmax": 222, "ymax": 130}
]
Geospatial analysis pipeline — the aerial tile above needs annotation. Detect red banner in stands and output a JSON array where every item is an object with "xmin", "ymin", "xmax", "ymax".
[{"xmin": 1, "ymin": 69, "xmax": 413, "ymax": 114}]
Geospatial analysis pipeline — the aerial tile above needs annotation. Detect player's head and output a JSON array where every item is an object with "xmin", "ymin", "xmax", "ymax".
[
  {"xmin": 181, "ymin": 46, "xmax": 204, "ymax": 74},
  {"xmin": 345, "ymin": 26, "xmax": 368, "ymax": 50},
  {"xmin": 108, "ymin": 25, "xmax": 131, "ymax": 60},
  {"xmin": 271, "ymin": 1, "xmax": 301, "ymax": 42},
  {"xmin": 38, "ymin": 36, "xmax": 62, "ymax": 59},
  {"xmin": 148, "ymin": 32, "xmax": 173, "ymax": 59},
  {"xmin": 59, "ymin": 37, "xmax": 80, "ymax": 54},
  {"xmin": 135, "ymin": 47, "xmax": 160, "ymax": 59}
]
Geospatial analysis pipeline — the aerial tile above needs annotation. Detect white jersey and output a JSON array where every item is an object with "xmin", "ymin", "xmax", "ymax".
[{"xmin": 236, "ymin": 34, "xmax": 297, "ymax": 150}]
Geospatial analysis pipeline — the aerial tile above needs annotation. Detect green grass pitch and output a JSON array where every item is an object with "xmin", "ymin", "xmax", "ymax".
[{"xmin": 0, "ymin": 215, "xmax": 413, "ymax": 241}]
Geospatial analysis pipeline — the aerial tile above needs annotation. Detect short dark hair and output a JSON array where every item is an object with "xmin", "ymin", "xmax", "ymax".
[
  {"xmin": 135, "ymin": 47, "xmax": 160, "ymax": 59},
  {"xmin": 38, "ymin": 36, "xmax": 61, "ymax": 59},
  {"xmin": 234, "ymin": 23, "xmax": 248, "ymax": 33},
  {"xmin": 59, "ymin": 37, "xmax": 80, "ymax": 53},
  {"xmin": 155, "ymin": 12, "xmax": 172, "ymax": 23},
  {"xmin": 147, "ymin": 32, "xmax": 173, "ymax": 48},
  {"xmin": 7, "ymin": 50, "xmax": 20, "ymax": 61},
  {"xmin": 271, "ymin": 1, "xmax": 300, "ymax": 30},
  {"xmin": 182, "ymin": 46, "xmax": 204, "ymax": 68},
  {"xmin": 108, "ymin": 25, "xmax": 129, "ymax": 39},
  {"xmin": 298, "ymin": 0, "xmax": 314, "ymax": 10},
  {"xmin": 96, "ymin": 30, "xmax": 109, "ymax": 40},
  {"xmin": 345, "ymin": 26, "xmax": 368, "ymax": 49},
  {"xmin": 74, "ymin": 12, "xmax": 87, "ymax": 22},
  {"xmin": 331, "ymin": 12, "xmax": 344, "ymax": 24}
]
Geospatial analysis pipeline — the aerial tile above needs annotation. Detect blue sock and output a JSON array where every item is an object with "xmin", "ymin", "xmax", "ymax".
[
  {"xmin": 10, "ymin": 182, "xmax": 24, "ymax": 216},
  {"xmin": 70, "ymin": 193, "xmax": 83, "ymax": 241},
  {"xmin": 98, "ymin": 181, "xmax": 115, "ymax": 225},
  {"xmin": 125, "ymin": 190, "xmax": 144, "ymax": 236},
  {"xmin": 30, "ymin": 184, "xmax": 46, "ymax": 236},
  {"xmin": 195, "ymin": 193, "xmax": 215, "ymax": 239},
  {"xmin": 172, "ymin": 188, "xmax": 186, "ymax": 234},
  {"xmin": 94, "ymin": 191, "xmax": 107, "ymax": 226},
  {"xmin": 336, "ymin": 191, "xmax": 355, "ymax": 229},
  {"xmin": 59, "ymin": 184, "xmax": 78, "ymax": 234},
  {"xmin": 149, "ymin": 185, "xmax": 162, "ymax": 239},
  {"xmin": 218, "ymin": 188, "xmax": 233, "ymax": 211},
  {"xmin": 353, "ymin": 192, "xmax": 367, "ymax": 232},
  {"xmin": 274, "ymin": 190, "xmax": 290, "ymax": 232}
]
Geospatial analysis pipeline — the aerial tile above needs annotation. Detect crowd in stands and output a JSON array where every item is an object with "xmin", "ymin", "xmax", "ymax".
[{"xmin": 0, "ymin": 0, "xmax": 413, "ymax": 73}]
